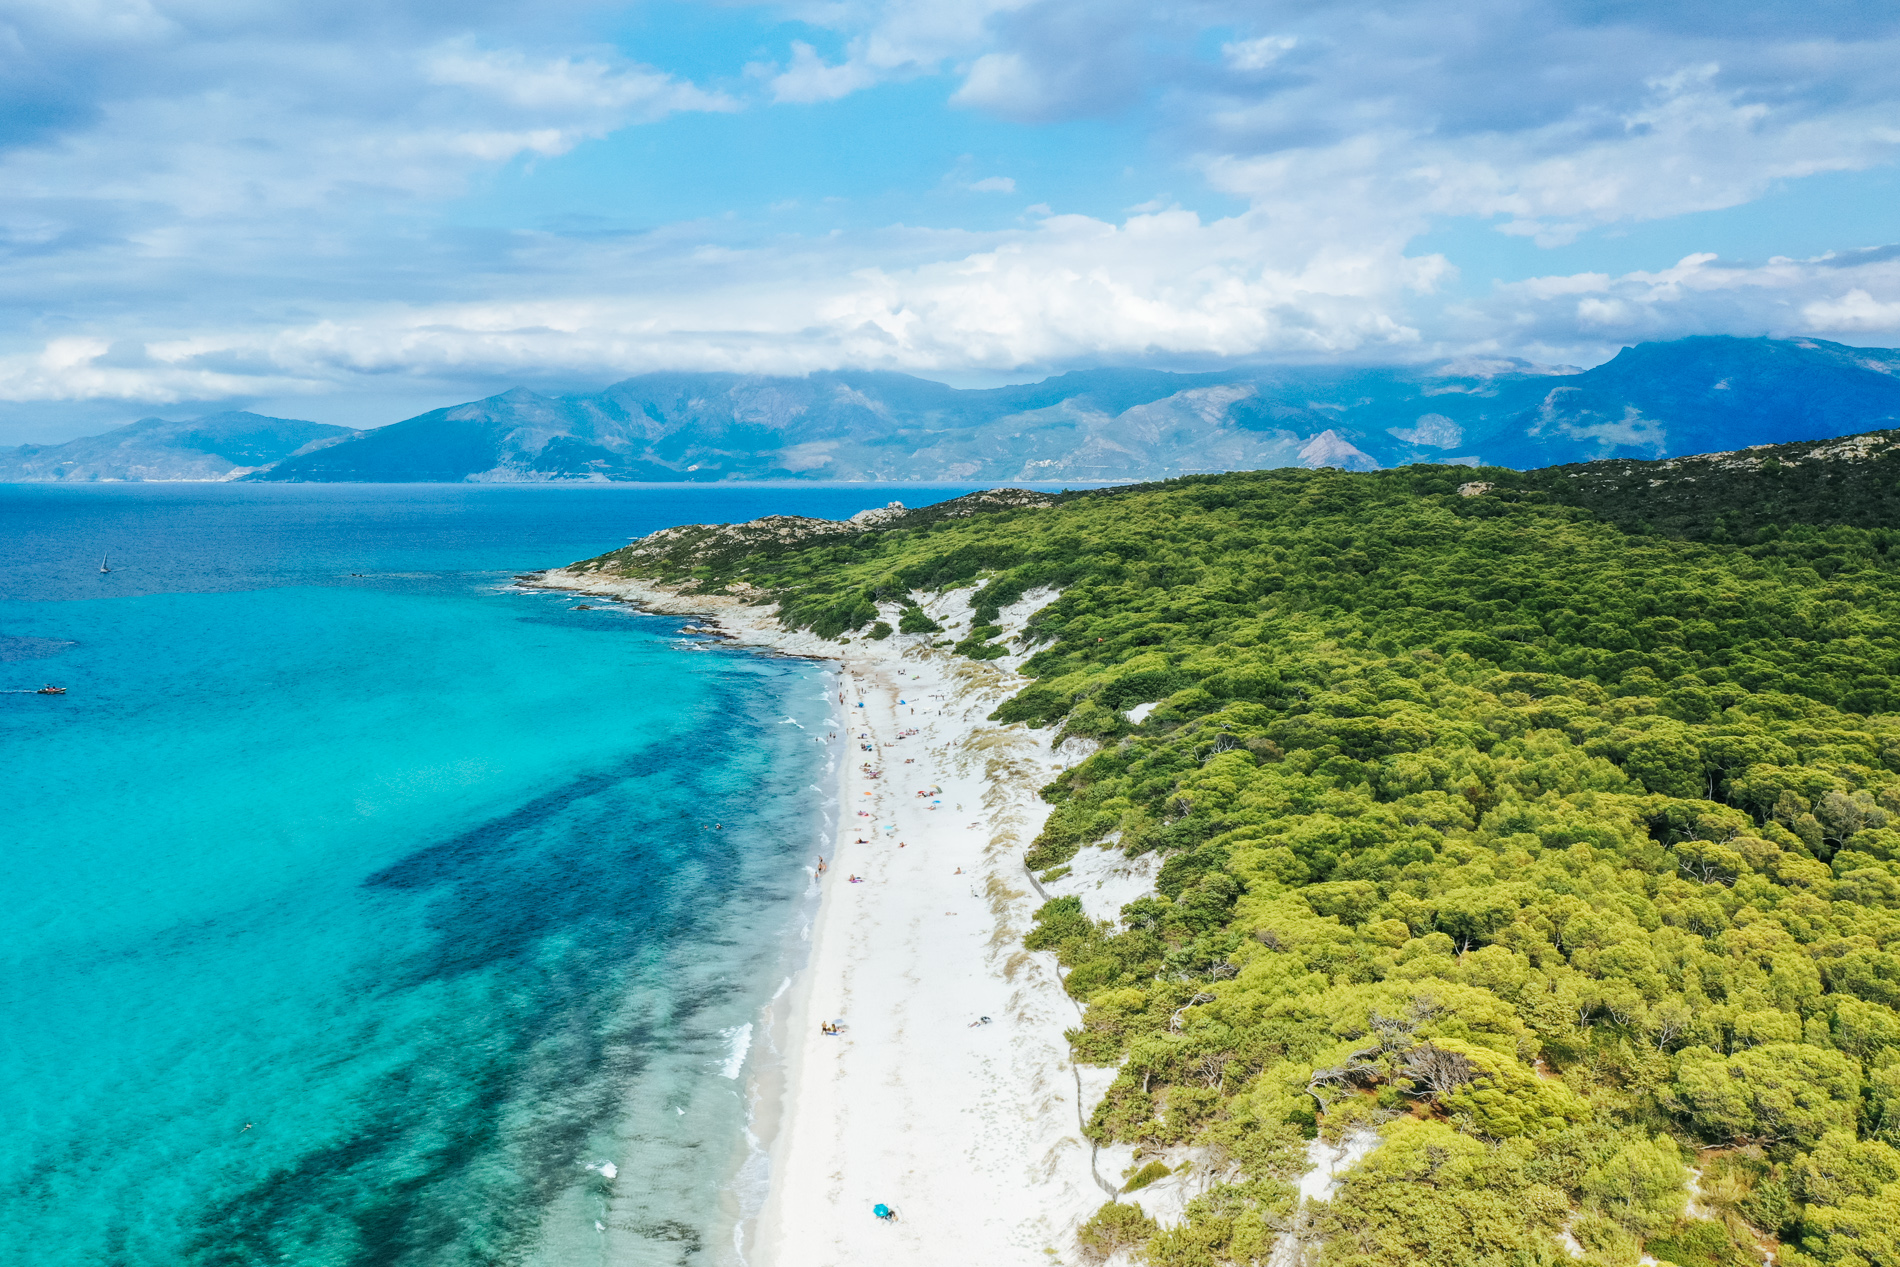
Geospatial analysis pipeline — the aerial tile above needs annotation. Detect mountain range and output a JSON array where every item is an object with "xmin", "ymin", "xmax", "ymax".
[
  {"xmin": 5, "ymin": 336, "xmax": 1899, "ymax": 483},
  {"xmin": 0, "ymin": 411, "xmax": 349, "ymax": 483}
]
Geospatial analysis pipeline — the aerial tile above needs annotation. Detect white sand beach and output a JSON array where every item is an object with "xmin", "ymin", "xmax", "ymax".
[{"xmin": 530, "ymin": 568, "xmax": 1139, "ymax": 1265}]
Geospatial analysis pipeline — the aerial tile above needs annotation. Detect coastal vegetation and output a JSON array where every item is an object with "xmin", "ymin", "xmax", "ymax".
[{"xmin": 571, "ymin": 434, "xmax": 1900, "ymax": 1266}]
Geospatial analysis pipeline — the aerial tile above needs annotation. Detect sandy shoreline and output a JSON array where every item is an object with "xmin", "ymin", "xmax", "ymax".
[{"xmin": 527, "ymin": 568, "xmax": 1123, "ymax": 1265}]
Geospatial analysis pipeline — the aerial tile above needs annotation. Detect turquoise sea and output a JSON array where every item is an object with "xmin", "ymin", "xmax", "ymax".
[{"xmin": 0, "ymin": 483, "xmax": 976, "ymax": 1267}]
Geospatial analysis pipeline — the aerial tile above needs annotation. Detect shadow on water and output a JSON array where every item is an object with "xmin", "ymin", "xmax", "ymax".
[{"xmin": 179, "ymin": 664, "xmax": 815, "ymax": 1267}]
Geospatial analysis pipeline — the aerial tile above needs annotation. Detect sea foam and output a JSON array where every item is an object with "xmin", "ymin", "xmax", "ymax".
[{"xmin": 719, "ymin": 1022, "xmax": 754, "ymax": 1079}]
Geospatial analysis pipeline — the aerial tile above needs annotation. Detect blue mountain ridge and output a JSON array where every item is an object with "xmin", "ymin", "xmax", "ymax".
[
  {"xmin": 249, "ymin": 336, "xmax": 1900, "ymax": 483},
  {"xmin": 0, "ymin": 411, "xmax": 350, "ymax": 482},
  {"xmin": 6, "ymin": 336, "xmax": 1898, "ymax": 483}
]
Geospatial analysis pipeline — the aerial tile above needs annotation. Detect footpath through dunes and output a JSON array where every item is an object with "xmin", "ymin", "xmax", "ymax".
[{"xmin": 536, "ymin": 446, "xmax": 1900, "ymax": 1267}]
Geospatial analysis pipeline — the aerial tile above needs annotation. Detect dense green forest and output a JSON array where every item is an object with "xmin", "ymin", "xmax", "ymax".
[{"xmin": 569, "ymin": 438, "xmax": 1900, "ymax": 1267}]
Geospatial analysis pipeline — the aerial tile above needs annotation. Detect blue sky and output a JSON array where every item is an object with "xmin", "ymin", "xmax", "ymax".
[{"xmin": 2, "ymin": 0, "xmax": 1898, "ymax": 442}]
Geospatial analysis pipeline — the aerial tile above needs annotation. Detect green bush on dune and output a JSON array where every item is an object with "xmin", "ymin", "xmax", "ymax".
[
  {"xmin": 1079, "ymin": 1200, "xmax": 1163, "ymax": 1262},
  {"xmin": 578, "ymin": 453, "xmax": 1900, "ymax": 1266},
  {"xmin": 898, "ymin": 603, "xmax": 943, "ymax": 634},
  {"xmin": 1124, "ymin": 1159, "xmax": 1175, "ymax": 1192}
]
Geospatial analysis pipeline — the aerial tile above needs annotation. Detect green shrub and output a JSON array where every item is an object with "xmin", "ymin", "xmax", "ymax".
[
  {"xmin": 1077, "ymin": 1200, "xmax": 1158, "ymax": 1263},
  {"xmin": 868, "ymin": 621, "xmax": 893, "ymax": 640},
  {"xmin": 1123, "ymin": 1160, "xmax": 1173, "ymax": 1192},
  {"xmin": 1643, "ymin": 1219, "xmax": 1751, "ymax": 1267},
  {"xmin": 1068, "ymin": 1025, "xmax": 1123, "ymax": 1065},
  {"xmin": 1024, "ymin": 896, "xmax": 1091, "ymax": 951},
  {"xmin": 954, "ymin": 624, "xmax": 1008, "ymax": 659},
  {"xmin": 898, "ymin": 605, "xmax": 942, "ymax": 634},
  {"xmin": 1583, "ymin": 1136, "xmax": 1687, "ymax": 1234}
]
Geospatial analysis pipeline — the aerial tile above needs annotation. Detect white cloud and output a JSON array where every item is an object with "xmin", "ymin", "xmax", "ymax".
[
  {"xmin": 1387, "ymin": 413, "xmax": 1462, "ymax": 447},
  {"xmin": 853, "ymin": 0, "xmax": 1035, "ymax": 73},
  {"xmin": 1576, "ymin": 296, "xmax": 1635, "ymax": 327},
  {"xmin": 0, "ymin": 205, "xmax": 1453, "ymax": 404},
  {"xmin": 752, "ymin": 0, "xmax": 1040, "ymax": 106},
  {"xmin": 1804, "ymin": 288, "xmax": 1900, "ymax": 333},
  {"xmin": 21, "ymin": 179, "xmax": 1900, "ymax": 415},
  {"xmin": 1516, "ymin": 273, "xmax": 1612, "ymax": 299},
  {"xmin": 950, "ymin": 52, "xmax": 1041, "ymax": 114},
  {"xmin": 0, "ymin": 337, "xmax": 312, "ymax": 405},
  {"xmin": 1222, "ymin": 35, "xmax": 1296, "ymax": 72},
  {"xmin": 967, "ymin": 175, "xmax": 1016, "ymax": 192},
  {"xmin": 0, "ymin": 21, "xmax": 738, "ymax": 227},
  {"xmin": 1202, "ymin": 69, "xmax": 1900, "ymax": 246},
  {"xmin": 769, "ymin": 42, "xmax": 879, "ymax": 104},
  {"xmin": 1462, "ymin": 248, "xmax": 1900, "ymax": 362},
  {"xmin": 425, "ymin": 43, "xmax": 735, "ymax": 119}
]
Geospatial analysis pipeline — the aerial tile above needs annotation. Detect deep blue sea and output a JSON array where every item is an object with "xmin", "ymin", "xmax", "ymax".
[{"xmin": 0, "ymin": 483, "xmax": 978, "ymax": 1267}]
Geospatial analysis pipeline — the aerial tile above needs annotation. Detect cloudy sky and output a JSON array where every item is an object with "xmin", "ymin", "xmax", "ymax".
[{"xmin": 3, "ymin": 0, "xmax": 1899, "ymax": 442}]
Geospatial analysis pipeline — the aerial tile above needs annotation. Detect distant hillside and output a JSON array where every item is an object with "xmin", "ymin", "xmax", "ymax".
[
  {"xmin": 7, "ymin": 335, "xmax": 1899, "ymax": 484},
  {"xmin": 251, "ymin": 335, "xmax": 1900, "ymax": 483},
  {"xmin": 1511, "ymin": 428, "xmax": 1900, "ymax": 543},
  {"xmin": 0, "ymin": 412, "xmax": 348, "ymax": 482}
]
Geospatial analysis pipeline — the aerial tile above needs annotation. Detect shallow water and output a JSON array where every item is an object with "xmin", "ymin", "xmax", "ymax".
[{"xmin": 0, "ymin": 483, "xmax": 974, "ymax": 1266}]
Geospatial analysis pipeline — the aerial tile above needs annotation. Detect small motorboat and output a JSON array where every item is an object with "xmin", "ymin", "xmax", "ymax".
[{"xmin": 36, "ymin": 685, "xmax": 65, "ymax": 695}]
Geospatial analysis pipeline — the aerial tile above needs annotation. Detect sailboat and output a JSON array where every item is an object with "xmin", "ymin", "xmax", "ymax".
[{"xmin": 99, "ymin": 551, "xmax": 110, "ymax": 573}]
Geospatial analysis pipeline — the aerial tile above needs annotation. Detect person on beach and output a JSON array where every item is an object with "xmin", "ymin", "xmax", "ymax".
[{"xmin": 816, "ymin": 856, "xmax": 827, "ymax": 874}]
